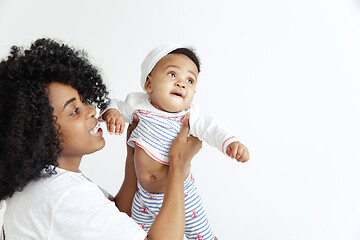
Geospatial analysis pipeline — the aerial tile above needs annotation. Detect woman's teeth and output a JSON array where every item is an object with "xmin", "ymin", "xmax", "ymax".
[{"xmin": 90, "ymin": 122, "xmax": 100, "ymax": 135}]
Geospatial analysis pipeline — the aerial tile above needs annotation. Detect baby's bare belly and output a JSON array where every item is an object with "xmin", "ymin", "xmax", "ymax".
[{"xmin": 134, "ymin": 146, "xmax": 190, "ymax": 193}]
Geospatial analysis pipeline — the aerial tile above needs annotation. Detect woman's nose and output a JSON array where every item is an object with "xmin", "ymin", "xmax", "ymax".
[{"xmin": 86, "ymin": 104, "xmax": 97, "ymax": 119}]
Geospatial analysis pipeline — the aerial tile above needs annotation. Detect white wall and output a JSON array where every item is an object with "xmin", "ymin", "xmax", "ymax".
[{"xmin": 1, "ymin": 0, "xmax": 360, "ymax": 239}]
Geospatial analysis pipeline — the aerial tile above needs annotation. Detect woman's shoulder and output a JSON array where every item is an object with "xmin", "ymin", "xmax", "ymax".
[{"xmin": 7, "ymin": 169, "xmax": 85, "ymax": 204}]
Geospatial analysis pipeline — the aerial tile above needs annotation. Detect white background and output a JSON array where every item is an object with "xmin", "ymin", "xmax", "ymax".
[{"xmin": 1, "ymin": 0, "xmax": 360, "ymax": 239}]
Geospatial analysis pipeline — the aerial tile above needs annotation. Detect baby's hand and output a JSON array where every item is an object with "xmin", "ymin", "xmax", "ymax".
[
  {"xmin": 226, "ymin": 141, "xmax": 250, "ymax": 163},
  {"xmin": 102, "ymin": 109, "xmax": 125, "ymax": 135}
]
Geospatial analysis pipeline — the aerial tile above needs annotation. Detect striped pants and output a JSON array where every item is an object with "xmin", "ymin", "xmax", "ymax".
[{"xmin": 131, "ymin": 173, "xmax": 215, "ymax": 240}]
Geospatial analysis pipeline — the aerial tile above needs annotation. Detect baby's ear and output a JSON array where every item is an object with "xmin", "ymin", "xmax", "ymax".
[{"xmin": 145, "ymin": 76, "xmax": 152, "ymax": 93}]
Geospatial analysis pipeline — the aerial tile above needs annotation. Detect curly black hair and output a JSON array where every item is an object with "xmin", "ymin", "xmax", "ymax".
[
  {"xmin": 169, "ymin": 47, "xmax": 201, "ymax": 73},
  {"xmin": 0, "ymin": 38, "xmax": 109, "ymax": 201}
]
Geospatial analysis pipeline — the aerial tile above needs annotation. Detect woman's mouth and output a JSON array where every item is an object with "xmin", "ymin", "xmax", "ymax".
[{"xmin": 90, "ymin": 122, "xmax": 103, "ymax": 136}]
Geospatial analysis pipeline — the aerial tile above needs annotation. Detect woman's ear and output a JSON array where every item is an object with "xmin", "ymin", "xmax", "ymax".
[{"xmin": 145, "ymin": 76, "xmax": 152, "ymax": 93}]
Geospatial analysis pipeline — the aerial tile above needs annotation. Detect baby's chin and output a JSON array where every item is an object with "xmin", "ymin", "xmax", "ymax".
[{"xmin": 162, "ymin": 103, "xmax": 190, "ymax": 113}]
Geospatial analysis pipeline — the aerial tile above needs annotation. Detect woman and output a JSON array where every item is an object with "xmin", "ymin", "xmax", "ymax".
[{"xmin": 0, "ymin": 38, "xmax": 201, "ymax": 239}]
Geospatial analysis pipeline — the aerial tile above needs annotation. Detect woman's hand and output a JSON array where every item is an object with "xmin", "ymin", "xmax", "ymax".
[
  {"xmin": 146, "ymin": 114, "xmax": 202, "ymax": 239},
  {"xmin": 168, "ymin": 114, "xmax": 202, "ymax": 168},
  {"xmin": 127, "ymin": 114, "xmax": 139, "ymax": 139}
]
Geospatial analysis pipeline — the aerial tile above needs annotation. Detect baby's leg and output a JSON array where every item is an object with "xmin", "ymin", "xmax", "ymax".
[
  {"xmin": 131, "ymin": 179, "xmax": 165, "ymax": 232},
  {"xmin": 184, "ymin": 174, "xmax": 216, "ymax": 240},
  {"xmin": 131, "ymin": 172, "xmax": 217, "ymax": 239}
]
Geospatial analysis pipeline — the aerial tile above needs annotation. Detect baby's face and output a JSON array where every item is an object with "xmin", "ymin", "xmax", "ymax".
[{"xmin": 145, "ymin": 53, "xmax": 198, "ymax": 113}]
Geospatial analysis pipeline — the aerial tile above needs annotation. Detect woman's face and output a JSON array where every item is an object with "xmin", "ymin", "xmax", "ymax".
[{"xmin": 48, "ymin": 82, "xmax": 105, "ymax": 159}]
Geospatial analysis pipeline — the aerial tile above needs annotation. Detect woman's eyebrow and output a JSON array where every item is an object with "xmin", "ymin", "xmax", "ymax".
[{"xmin": 63, "ymin": 98, "xmax": 76, "ymax": 111}]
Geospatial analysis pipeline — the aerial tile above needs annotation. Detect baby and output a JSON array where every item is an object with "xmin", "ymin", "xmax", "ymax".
[{"xmin": 101, "ymin": 44, "xmax": 249, "ymax": 240}]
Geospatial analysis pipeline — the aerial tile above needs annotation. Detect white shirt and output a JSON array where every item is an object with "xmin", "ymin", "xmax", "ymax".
[
  {"xmin": 3, "ymin": 167, "xmax": 146, "ymax": 240},
  {"xmin": 101, "ymin": 92, "xmax": 239, "ymax": 158}
]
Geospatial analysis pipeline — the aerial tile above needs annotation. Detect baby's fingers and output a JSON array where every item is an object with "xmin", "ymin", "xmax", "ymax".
[
  {"xmin": 114, "ymin": 120, "xmax": 121, "ymax": 135},
  {"xmin": 226, "ymin": 145, "xmax": 233, "ymax": 158},
  {"xmin": 239, "ymin": 147, "xmax": 250, "ymax": 163},
  {"xmin": 236, "ymin": 146, "xmax": 250, "ymax": 163},
  {"xmin": 226, "ymin": 145, "xmax": 235, "ymax": 159},
  {"xmin": 114, "ymin": 116, "xmax": 125, "ymax": 135},
  {"xmin": 235, "ymin": 145, "xmax": 244, "ymax": 161},
  {"xmin": 107, "ymin": 117, "xmax": 115, "ymax": 134},
  {"xmin": 120, "ymin": 121, "xmax": 125, "ymax": 135}
]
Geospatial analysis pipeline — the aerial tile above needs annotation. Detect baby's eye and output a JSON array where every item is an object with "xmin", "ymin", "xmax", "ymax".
[
  {"xmin": 187, "ymin": 79, "xmax": 193, "ymax": 84},
  {"xmin": 168, "ymin": 72, "xmax": 176, "ymax": 78}
]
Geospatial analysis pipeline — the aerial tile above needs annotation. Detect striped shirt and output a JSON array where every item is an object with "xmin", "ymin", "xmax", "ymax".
[{"xmin": 128, "ymin": 110, "xmax": 185, "ymax": 165}]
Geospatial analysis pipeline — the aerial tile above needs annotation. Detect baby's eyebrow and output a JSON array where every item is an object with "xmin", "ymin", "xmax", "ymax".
[
  {"xmin": 165, "ymin": 65, "xmax": 180, "ymax": 70},
  {"xmin": 165, "ymin": 65, "xmax": 197, "ymax": 78},
  {"xmin": 63, "ymin": 97, "xmax": 76, "ymax": 111},
  {"xmin": 188, "ymin": 70, "xmax": 197, "ymax": 79}
]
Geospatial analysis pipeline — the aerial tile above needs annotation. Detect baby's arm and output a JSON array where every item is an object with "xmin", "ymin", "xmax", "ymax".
[
  {"xmin": 102, "ymin": 109, "xmax": 125, "ymax": 135},
  {"xmin": 189, "ymin": 105, "xmax": 250, "ymax": 162},
  {"xmin": 100, "ymin": 93, "xmax": 143, "ymax": 135}
]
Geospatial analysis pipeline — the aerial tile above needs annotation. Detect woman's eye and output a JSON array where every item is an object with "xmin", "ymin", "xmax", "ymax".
[
  {"xmin": 168, "ymin": 72, "xmax": 176, "ymax": 78},
  {"xmin": 187, "ymin": 79, "xmax": 193, "ymax": 84},
  {"xmin": 82, "ymin": 98, "xmax": 90, "ymax": 104},
  {"xmin": 71, "ymin": 107, "xmax": 79, "ymax": 116}
]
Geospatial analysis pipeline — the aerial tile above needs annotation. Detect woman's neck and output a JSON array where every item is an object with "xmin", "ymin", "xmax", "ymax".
[{"xmin": 57, "ymin": 155, "xmax": 82, "ymax": 172}]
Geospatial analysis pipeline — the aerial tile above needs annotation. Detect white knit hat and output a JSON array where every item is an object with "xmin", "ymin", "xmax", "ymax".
[{"xmin": 140, "ymin": 44, "xmax": 185, "ymax": 91}]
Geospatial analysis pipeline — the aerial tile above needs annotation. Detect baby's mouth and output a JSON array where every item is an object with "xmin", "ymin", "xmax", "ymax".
[{"xmin": 171, "ymin": 91, "xmax": 184, "ymax": 98}]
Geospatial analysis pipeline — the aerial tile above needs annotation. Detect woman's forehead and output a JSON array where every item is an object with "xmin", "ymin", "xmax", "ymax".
[{"xmin": 47, "ymin": 82, "xmax": 79, "ymax": 111}]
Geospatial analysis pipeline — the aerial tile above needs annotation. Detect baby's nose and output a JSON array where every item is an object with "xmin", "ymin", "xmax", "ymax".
[{"xmin": 176, "ymin": 81, "xmax": 186, "ymax": 88}]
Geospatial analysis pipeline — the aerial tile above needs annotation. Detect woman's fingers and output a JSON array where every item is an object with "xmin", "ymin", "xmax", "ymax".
[
  {"xmin": 187, "ymin": 136, "xmax": 202, "ymax": 152},
  {"xmin": 177, "ymin": 113, "xmax": 190, "ymax": 140},
  {"xmin": 127, "ymin": 113, "xmax": 139, "ymax": 140}
]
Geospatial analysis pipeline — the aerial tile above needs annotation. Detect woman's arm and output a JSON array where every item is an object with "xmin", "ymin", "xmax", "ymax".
[
  {"xmin": 114, "ymin": 122, "xmax": 138, "ymax": 216},
  {"xmin": 146, "ymin": 114, "xmax": 202, "ymax": 239},
  {"xmin": 115, "ymin": 114, "xmax": 201, "ymax": 239}
]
